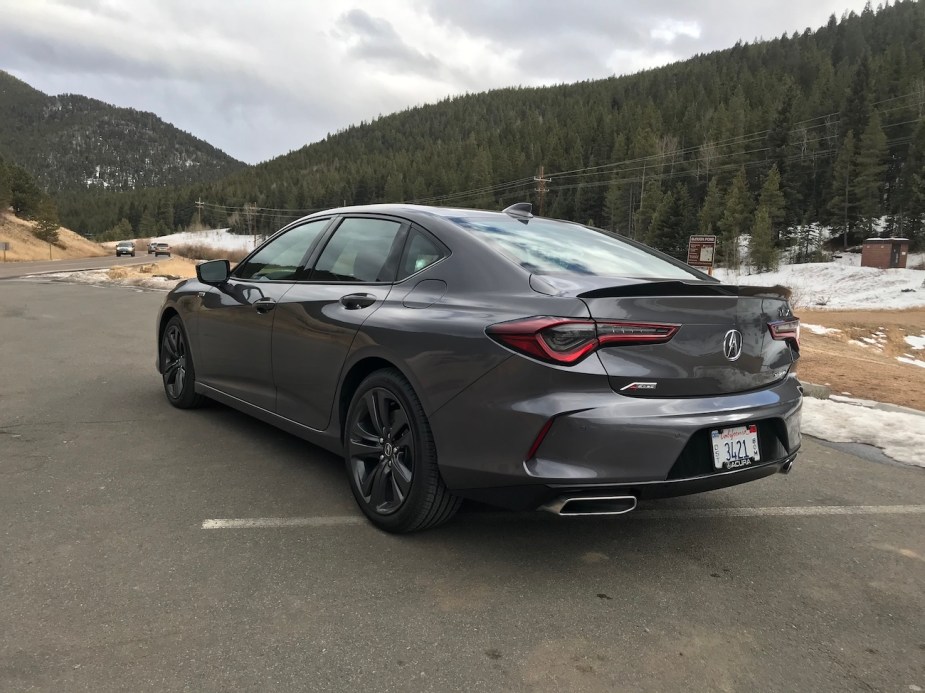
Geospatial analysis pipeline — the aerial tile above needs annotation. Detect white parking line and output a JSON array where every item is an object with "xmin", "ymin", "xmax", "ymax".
[{"xmin": 201, "ymin": 504, "xmax": 925, "ymax": 529}]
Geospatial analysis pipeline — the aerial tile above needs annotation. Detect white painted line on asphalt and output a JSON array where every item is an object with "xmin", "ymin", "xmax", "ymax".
[
  {"xmin": 202, "ymin": 504, "xmax": 925, "ymax": 529},
  {"xmin": 202, "ymin": 516, "xmax": 366, "ymax": 529}
]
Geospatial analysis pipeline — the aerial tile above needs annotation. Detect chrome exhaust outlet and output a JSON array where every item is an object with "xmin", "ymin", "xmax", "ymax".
[
  {"xmin": 541, "ymin": 495, "xmax": 637, "ymax": 516},
  {"xmin": 780, "ymin": 456, "xmax": 796, "ymax": 475}
]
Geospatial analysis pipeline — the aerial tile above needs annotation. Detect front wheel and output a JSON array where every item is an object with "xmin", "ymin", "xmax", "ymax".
[
  {"xmin": 344, "ymin": 369, "xmax": 460, "ymax": 533},
  {"xmin": 159, "ymin": 316, "xmax": 205, "ymax": 409}
]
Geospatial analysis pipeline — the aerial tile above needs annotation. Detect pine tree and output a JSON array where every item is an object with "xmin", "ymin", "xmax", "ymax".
[
  {"xmin": 34, "ymin": 199, "xmax": 61, "ymax": 247},
  {"xmin": 698, "ymin": 178, "xmax": 724, "ymax": 236},
  {"xmin": 718, "ymin": 168, "xmax": 751, "ymax": 270},
  {"xmin": 759, "ymin": 165, "xmax": 786, "ymax": 231},
  {"xmin": 853, "ymin": 112, "xmax": 889, "ymax": 235},
  {"xmin": 634, "ymin": 182, "xmax": 664, "ymax": 243},
  {"xmin": 749, "ymin": 205, "xmax": 778, "ymax": 272},
  {"xmin": 649, "ymin": 184, "xmax": 697, "ymax": 260},
  {"xmin": 827, "ymin": 130, "xmax": 857, "ymax": 248}
]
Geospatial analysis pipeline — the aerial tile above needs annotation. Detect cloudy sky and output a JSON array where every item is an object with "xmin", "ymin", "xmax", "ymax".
[{"xmin": 0, "ymin": 0, "xmax": 872, "ymax": 164}]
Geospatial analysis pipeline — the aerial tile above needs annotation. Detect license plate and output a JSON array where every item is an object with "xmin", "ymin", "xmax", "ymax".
[{"xmin": 711, "ymin": 425, "xmax": 760, "ymax": 470}]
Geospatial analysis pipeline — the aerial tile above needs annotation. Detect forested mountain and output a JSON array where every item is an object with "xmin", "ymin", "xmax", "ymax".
[
  {"xmin": 57, "ymin": 1, "xmax": 925, "ymax": 259},
  {"xmin": 0, "ymin": 70, "xmax": 245, "ymax": 193}
]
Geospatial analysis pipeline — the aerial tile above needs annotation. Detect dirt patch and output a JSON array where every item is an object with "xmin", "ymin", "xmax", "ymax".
[
  {"xmin": 0, "ymin": 211, "xmax": 106, "ymax": 260},
  {"xmin": 111, "ymin": 257, "xmax": 198, "ymax": 281},
  {"xmin": 796, "ymin": 309, "xmax": 925, "ymax": 411}
]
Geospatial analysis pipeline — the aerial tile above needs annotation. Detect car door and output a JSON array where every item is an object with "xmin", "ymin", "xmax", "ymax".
[
  {"xmin": 195, "ymin": 218, "xmax": 332, "ymax": 410},
  {"xmin": 272, "ymin": 216, "xmax": 407, "ymax": 430}
]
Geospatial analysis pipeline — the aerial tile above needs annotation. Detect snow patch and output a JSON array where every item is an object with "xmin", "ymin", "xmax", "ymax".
[
  {"xmin": 802, "ymin": 323, "xmax": 841, "ymax": 336},
  {"xmin": 897, "ymin": 356, "xmax": 925, "ymax": 369},
  {"xmin": 906, "ymin": 334, "xmax": 925, "ymax": 350},
  {"xmin": 146, "ymin": 228, "xmax": 259, "ymax": 252},
  {"xmin": 714, "ymin": 262, "xmax": 925, "ymax": 310},
  {"xmin": 802, "ymin": 397, "xmax": 925, "ymax": 467}
]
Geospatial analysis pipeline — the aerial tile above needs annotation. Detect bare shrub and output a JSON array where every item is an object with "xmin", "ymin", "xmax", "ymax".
[{"xmin": 171, "ymin": 243, "xmax": 248, "ymax": 263}]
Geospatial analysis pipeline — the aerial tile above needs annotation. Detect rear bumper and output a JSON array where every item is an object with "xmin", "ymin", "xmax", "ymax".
[
  {"xmin": 429, "ymin": 355, "xmax": 802, "ymax": 508},
  {"xmin": 455, "ymin": 449, "xmax": 799, "ymax": 511}
]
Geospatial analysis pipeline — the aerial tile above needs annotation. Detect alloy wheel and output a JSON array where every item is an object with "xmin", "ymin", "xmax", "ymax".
[
  {"xmin": 347, "ymin": 388, "xmax": 415, "ymax": 515},
  {"xmin": 161, "ymin": 324, "xmax": 188, "ymax": 400}
]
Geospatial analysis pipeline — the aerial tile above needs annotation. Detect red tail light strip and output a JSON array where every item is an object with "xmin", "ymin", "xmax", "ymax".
[
  {"xmin": 487, "ymin": 317, "xmax": 679, "ymax": 365},
  {"xmin": 768, "ymin": 319, "xmax": 801, "ymax": 350}
]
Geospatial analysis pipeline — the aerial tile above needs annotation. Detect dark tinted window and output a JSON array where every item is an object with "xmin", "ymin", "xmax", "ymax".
[
  {"xmin": 397, "ymin": 230, "xmax": 446, "ymax": 280},
  {"xmin": 311, "ymin": 218, "xmax": 403, "ymax": 282},
  {"xmin": 235, "ymin": 219, "xmax": 329, "ymax": 281},
  {"xmin": 453, "ymin": 217, "xmax": 703, "ymax": 279}
]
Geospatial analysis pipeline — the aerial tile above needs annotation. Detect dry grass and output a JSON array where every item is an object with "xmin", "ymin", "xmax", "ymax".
[
  {"xmin": 109, "ymin": 257, "xmax": 199, "ymax": 281},
  {"xmin": 0, "ymin": 211, "xmax": 106, "ymax": 261},
  {"xmin": 796, "ymin": 309, "xmax": 925, "ymax": 410},
  {"xmin": 172, "ymin": 242, "xmax": 249, "ymax": 263}
]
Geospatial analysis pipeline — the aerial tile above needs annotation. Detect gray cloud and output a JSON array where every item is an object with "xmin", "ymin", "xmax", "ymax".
[
  {"xmin": 337, "ymin": 9, "xmax": 443, "ymax": 79},
  {"xmin": 0, "ymin": 0, "xmax": 872, "ymax": 164}
]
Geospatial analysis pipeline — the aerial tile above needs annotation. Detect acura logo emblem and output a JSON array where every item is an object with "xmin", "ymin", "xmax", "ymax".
[{"xmin": 723, "ymin": 329, "xmax": 743, "ymax": 361}]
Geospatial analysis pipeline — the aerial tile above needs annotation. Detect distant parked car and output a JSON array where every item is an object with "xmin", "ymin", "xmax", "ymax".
[
  {"xmin": 153, "ymin": 242, "xmax": 171, "ymax": 257},
  {"xmin": 115, "ymin": 241, "xmax": 135, "ymax": 257}
]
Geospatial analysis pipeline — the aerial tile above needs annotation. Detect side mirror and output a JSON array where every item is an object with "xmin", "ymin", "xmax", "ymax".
[{"xmin": 196, "ymin": 259, "xmax": 230, "ymax": 285}]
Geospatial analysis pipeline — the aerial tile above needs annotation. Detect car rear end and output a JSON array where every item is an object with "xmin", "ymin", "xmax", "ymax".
[{"xmin": 426, "ymin": 214, "xmax": 801, "ymax": 512}]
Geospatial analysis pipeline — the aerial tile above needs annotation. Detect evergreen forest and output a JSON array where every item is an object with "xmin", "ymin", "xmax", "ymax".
[{"xmin": 4, "ymin": 1, "xmax": 925, "ymax": 265}]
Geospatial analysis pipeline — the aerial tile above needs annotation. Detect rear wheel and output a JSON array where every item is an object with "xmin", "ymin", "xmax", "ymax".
[
  {"xmin": 159, "ymin": 316, "xmax": 205, "ymax": 409},
  {"xmin": 345, "ymin": 369, "xmax": 460, "ymax": 533}
]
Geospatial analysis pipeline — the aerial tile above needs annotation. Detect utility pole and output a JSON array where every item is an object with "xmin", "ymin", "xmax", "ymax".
[
  {"xmin": 195, "ymin": 197, "xmax": 203, "ymax": 228},
  {"xmin": 534, "ymin": 166, "xmax": 551, "ymax": 216}
]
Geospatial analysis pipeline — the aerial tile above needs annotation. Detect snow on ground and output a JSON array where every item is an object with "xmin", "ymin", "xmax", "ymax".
[
  {"xmin": 149, "ymin": 228, "xmax": 259, "ymax": 252},
  {"xmin": 897, "ymin": 356, "xmax": 925, "ymax": 368},
  {"xmin": 802, "ymin": 397, "xmax": 925, "ymax": 467},
  {"xmin": 802, "ymin": 323, "xmax": 842, "ymax": 336},
  {"xmin": 907, "ymin": 334, "xmax": 925, "ymax": 350},
  {"xmin": 32, "ymin": 270, "xmax": 181, "ymax": 291},
  {"xmin": 714, "ymin": 262, "xmax": 925, "ymax": 309}
]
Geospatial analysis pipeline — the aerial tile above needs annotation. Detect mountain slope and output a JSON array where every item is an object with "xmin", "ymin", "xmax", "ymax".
[
  {"xmin": 0, "ymin": 70, "xmax": 246, "ymax": 192},
  {"xmin": 56, "ymin": 1, "xmax": 925, "ymax": 252}
]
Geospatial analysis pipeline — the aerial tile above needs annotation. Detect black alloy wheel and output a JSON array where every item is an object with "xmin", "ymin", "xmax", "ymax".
[
  {"xmin": 160, "ymin": 316, "xmax": 204, "ymax": 409},
  {"xmin": 345, "ymin": 369, "xmax": 460, "ymax": 532},
  {"xmin": 348, "ymin": 387, "xmax": 415, "ymax": 515}
]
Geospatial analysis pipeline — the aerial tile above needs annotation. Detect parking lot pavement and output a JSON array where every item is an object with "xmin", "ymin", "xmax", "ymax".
[{"xmin": 1, "ymin": 280, "xmax": 923, "ymax": 692}]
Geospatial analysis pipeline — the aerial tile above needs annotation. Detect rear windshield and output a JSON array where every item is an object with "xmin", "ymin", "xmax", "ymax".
[{"xmin": 452, "ymin": 217, "xmax": 704, "ymax": 280}]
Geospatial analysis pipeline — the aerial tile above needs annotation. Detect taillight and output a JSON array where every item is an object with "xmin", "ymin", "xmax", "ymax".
[
  {"xmin": 486, "ymin": 317, "xmax": 679, "ymax": 365},
  {"xmin": 769, "ymin": 319, "xmax": 800, "ymax": 351}
]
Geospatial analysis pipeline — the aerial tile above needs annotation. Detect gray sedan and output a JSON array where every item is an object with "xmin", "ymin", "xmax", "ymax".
[{"xmin": 156, "ymin": 203, "xmax": 801, "ymax": 532}]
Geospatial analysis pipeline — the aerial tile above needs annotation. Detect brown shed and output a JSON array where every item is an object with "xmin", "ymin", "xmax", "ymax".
[{"xmin": 861, "ymin": 238, "xmax": 909, "ymax": 269}]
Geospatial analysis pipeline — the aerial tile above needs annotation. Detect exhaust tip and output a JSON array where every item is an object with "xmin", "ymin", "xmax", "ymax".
[
  {"xmin": 542, "ymin": 495, "xmax": 637, "ymax": 516},
  {"xmin": 780, "ymin": 456, "xmax": 796, "ymax": 475}
]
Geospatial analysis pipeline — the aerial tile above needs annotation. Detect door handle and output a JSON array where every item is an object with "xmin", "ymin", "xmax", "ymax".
[
  {"xmin": 340, "ymin": 293, "xmax": 377, "ymax": 310},
  {"xmin": 254, "ymin": 297, "xmax": 277, "ymax": 313}
]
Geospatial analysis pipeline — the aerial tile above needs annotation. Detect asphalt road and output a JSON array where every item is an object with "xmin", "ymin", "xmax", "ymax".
[
  {"xmin": 1, "ymin": 279, "xmax": 923, "ymax": 692},
  {"xmin": 0, "ymin": 254, "xmax": 166, "ymax": 280}
]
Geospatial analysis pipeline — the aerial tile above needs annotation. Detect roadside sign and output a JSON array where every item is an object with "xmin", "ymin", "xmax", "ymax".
[
  {"xmin": 0, "ymin": 241, "xmax": 8, "ymax": 261},
  {"xmin": 687, "ymin": 235, "xmax": 716, "ymax": 271}
]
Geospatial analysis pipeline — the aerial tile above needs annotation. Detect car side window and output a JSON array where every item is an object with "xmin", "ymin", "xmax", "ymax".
[
  {"xmin": 397, "ymin": 230, "xmax": 447, "ymax": 280},
  {"xmin": 310, "ymin": 218, "xmax": 403, "ymax": 283},
  {"xmin": 234, "ymin": 219, "xmax": 329, "ymax": 281}
]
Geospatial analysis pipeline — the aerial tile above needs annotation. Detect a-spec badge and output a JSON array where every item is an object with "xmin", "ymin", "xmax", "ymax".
[{"xmin": 620, "ymin": 382, "xmax": 658, "ymax": 392}]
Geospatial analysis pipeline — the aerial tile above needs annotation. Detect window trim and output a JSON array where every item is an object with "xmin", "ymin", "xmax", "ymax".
[
  {"xmin": 231, "ymin": 216, "xmax": 335, "ymax": 282},
  {"xmin": 394, "ymin": 224, "xmax": 451, "ymax": 283},
  {"xmin": 302, "ymin": 214, "xmax": 411, "ymax": 285}
]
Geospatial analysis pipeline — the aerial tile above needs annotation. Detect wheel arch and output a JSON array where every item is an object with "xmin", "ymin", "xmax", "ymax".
[{"xmin": 337, "ymin": 355, "xmax": 421, "ymax": 443}]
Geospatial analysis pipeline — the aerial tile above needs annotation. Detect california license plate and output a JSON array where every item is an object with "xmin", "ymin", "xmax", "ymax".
[{"xmin": 711, "ymin": 425, "xmax": 760, "ymax": 470}]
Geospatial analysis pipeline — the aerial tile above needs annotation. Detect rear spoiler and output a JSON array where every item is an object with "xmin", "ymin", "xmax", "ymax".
[{"xmin": 530, "ymin": 275, "xmax": 791, "ymax": 301}]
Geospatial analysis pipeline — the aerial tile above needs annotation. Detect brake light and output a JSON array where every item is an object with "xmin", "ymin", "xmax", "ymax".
[
  {"xmin": 486, "ymin": 317, "xmax": 679, "ymax": 365},
  {"xmin": 769, "ymin": 319, "xmax": 800, "ymax": 350}
]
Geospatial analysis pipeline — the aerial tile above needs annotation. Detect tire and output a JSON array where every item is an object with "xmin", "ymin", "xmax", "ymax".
[
  {"xmin": 159, "ymin": 316, "xmax": 205, "ymax": 409},
  {"xmin": 344, "ymin": 369, "xmax": 461, "ymax": 533}
]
